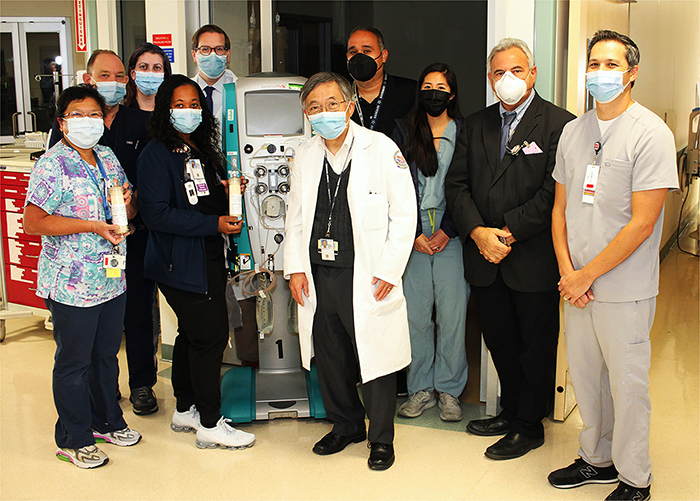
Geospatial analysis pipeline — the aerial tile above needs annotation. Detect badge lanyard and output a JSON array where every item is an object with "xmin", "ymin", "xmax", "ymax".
[
  {"xmin": 64, "ymin": 140, "xmax": 112, "ymax": 221},
  {"xmin": 582, "ymin": 141, "xmax": 603, "ymax": 205},
  {"xmin": 64, "ymin": 140, "xmax": 124, "ymax": 273},
  {"xmin": 323, "ymin": 139, "xmax": 355, "ymax": 237},
  {"xmin": 354, "ymin": 74, "xmax": 387, "ymax": 131}
]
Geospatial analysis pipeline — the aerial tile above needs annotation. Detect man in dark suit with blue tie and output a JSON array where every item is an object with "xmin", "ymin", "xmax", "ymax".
[{"xmin": 445, "ymin": 38, "xmax": 575, "ymax": 460}]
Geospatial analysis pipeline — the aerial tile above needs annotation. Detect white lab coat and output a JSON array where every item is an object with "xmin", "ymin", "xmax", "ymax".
[{"xmin": 284, "ymin": 121, "xmax": 416, "ymax": 383}]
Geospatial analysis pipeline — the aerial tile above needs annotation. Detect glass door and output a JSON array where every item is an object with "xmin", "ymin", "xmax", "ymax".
[
  {"xmin": 0, "ymin": 23, "xmax": 24, "ymax": 143},
  {"xmin": 0, "ymin": 17, "xmax": 73, "ymax": 143}
]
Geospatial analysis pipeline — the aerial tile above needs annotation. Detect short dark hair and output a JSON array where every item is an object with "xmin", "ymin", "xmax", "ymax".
[
  {"xmin": 587, "ymin": 30, "xmax": 640, "ymax": 67},
  {"xmin": 347, "ymin": 26, "xmax": 385, "ymax": 53},
  {"xmin": 56, "ymin": 84, "xmax": 107, "ymax": 118},
  {"xmin": 86, "ymin": 49, "xmax": 122, "ymax": 75},
  {"xmin": 125, "ymin": 42, "xmax": 173, "ymax": 106},
  {"xmin": 587, "ymin": 30, "xmax": 639, "ymax": 88},
  {"xmin": 191, "ymin": 24, "xmax": 231, "ymax": 51}
]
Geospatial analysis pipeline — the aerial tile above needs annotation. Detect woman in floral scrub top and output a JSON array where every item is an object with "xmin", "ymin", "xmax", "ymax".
[{"xmin": 24, "ymin": 85, "xmax": 141, "ymax": 469}]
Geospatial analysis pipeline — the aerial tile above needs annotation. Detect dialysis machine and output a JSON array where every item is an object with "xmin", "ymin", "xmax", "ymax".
[{"xmin": 219, "ymin": 72, "xmax": 326, "ymax": 422}]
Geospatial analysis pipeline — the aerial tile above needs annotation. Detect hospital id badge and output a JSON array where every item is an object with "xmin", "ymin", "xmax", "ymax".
[
  {"xmin": 318, "ymin": 238, "xmax": 338, "ymax": 261},
  {"xmin": 582, "ymin": 164, "xmax": 600, "ymax": 204},
  {"xmin": 103, "ymin": 254, "xmax": 126, "ymax": 278},
  {"xmin": 186, "ymin": 159, "xmax": 209, "ymax": 197}
]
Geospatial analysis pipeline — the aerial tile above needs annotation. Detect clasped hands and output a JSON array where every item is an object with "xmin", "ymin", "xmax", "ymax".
[
  {"xmin": 413, "ymin": 229, "xmax": 450, "ymax": 255},
  {"xmin": 470, "ymin": 226, "xmax": 513, "ymax": 264},
  {"xmin": 558, "ymin": 269, "xmax": 595, "ymax": 309}
]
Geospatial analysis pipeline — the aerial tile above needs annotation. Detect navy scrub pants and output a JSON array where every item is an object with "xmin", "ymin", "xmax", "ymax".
[
  {"xmin": 123, "ymin": 229, "xmax": 159, "ymax": 390},
  {"xmin": 46, "ymin": 293, "xmax": 128, "ymax": 449}
]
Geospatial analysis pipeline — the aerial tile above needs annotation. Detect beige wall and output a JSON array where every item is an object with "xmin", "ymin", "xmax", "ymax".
[
  {"xmin": 565, "ymin": 0, "xmax": 700, "ymax": 251},
  {"xmin": 631, "ymin": 0, "xmax": 700, "ymax": 249},
  {"xmin": 1, "ymin": 0, "xmax": 88, "ymax": 73}
]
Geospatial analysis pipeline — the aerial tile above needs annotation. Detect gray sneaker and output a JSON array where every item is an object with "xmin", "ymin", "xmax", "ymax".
[
  {"xmin": 438, "ymin": 392, "xmax": 463, "ymax": 421},
  {"xmin": 397, "ymin": 390, "xmax": 437, "ymax": 418},
  {"xmin": 93, "ymin": 427, "xmax": 142, "ymax": 447},
  {"xmin": 56, "ymin": 445, "xmax": 109, "ymax": 469}
]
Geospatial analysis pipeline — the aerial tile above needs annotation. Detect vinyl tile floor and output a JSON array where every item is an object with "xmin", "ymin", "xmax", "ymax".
[{"xmin": 1, "ymin": 228, "xmax": 698, "ymax": 501}]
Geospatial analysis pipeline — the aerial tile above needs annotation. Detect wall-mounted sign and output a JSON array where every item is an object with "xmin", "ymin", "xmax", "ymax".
[
  {"xmin": 74, "ymin": 0, "xmax": 87, "ymax": 52},
  {"xmin": 163, "ymin": 48, "xmax": 175, "ymax": 63},
  {"xmin": 152, "ymin": 34, "xmax": 173, "ymax": 47}
]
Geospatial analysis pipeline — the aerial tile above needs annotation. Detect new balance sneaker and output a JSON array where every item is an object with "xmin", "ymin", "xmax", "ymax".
[
  {"xmin": 171, "ymin": 405, "xmax": 201, "ymax": 433},
  {"xmin": 56, "ymin": 445, "xmax": 108, "ymax": 469},
  {"xmin": 93, "ymin": 427, "xmax": 142, "ymax": 447},
  {"xmin": 130, "ymin": 386, "xmax": 158, "ymax": 415},
  {"xmin": 438, "ymin": 392, "xmax": 463, "ymax": 421},
  {"xmin": 548, "ymin": 457, "xmax": 619, "ymax": 488},
  {"xmin": 195, "ymin": 417, "xmax": 255, "ymax": 450},
  {"xmin": 605, "ymin": 482, "xmax": 651, "ymax": 501},
  {"xmin": 397, "ymin": 390, "xmax": 437, "ymax": 418}
]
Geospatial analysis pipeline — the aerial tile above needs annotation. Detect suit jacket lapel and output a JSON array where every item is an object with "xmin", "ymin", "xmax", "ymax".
[
  {"xmin": 491, "ymin": 93, "xmax": 543, "ymax": 186},
  {"xmin": 482, "ymin": 106, "xmax": 501, "ymax": 174}
]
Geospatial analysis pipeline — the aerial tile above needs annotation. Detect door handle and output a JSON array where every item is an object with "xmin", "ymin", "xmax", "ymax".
[
  {"xmin": 27, "ymin": 111, "xmax": 37, "ymax": 133},
  {"xmin": 11, "ymin": 112, "xmax": 22, "ymax": 138}
]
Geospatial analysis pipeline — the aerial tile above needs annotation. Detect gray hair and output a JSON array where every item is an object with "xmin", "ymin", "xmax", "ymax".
[
  {"xmin": 300, "ymin": 72, "xmax": 353, "ymax": 109},
  {"xmin": 487, "ymin": 38, "xmax": 535, "ymax": 75}
]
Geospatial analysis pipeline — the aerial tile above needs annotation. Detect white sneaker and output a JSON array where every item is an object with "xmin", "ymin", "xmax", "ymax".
[
  {"xmin": 171, "ymin": 405, "xmax": 201, "ymax": 433},
  {"xmin": 93, "ymin": 427, "xmax": 142, "ymax": 446},
  {"xmin": 438, "ymin": 392, "xmax": 463, "ymax": 422},
  {"xmin": 56, "ymin": 445, "xmax": 108, "ymax": 469},
  {"xmin": 195, "ymin": 417, "xmax": 255, "ymax": 450},
  {"xmin": 397, "ymin": 390, "xmax": 437, "ymax": 418}
]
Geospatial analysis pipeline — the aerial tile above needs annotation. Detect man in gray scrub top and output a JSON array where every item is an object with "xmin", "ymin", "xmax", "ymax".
[{"xmin": 548, "ymin": 30, "xmax": 678, "ymax": 501}]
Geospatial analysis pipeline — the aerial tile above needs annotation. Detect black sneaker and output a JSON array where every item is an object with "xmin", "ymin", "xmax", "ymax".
[
  {"xmin": 129, "ymin": 386, "xmax": 158, "ymax": 415},
  {"xmin": 605, "ymin": 481, "xmax": 650, "ymax": 501},
  {"xmin": 548, "ymin": 457, "xmax": 619, "ymax": 488}
]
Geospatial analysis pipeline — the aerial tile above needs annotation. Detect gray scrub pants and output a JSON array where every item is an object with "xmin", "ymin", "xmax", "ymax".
[
  {"xmin": 403, "ymin": 237, "xmax": 469, "ymax": 397},
  {"xmin": 564, "ymin": 298, "xmax": 655, "ymax": 488}
]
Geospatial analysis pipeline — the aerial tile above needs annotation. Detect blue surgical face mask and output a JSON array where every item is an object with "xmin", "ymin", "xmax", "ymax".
[
  {"xmin": 64, "ymin": 117, "xmax": 104, "ymax": 149},
  {"xmin": 196, "ymin": 53, "xmax": 227, "ymax": 80},
  {"xmin": 308, "ymin": 111, "xmax": 348, "ymax": 140},
  {"xmin": 95, "ymin": 81, "xmax": 127, "ymax": 106},
  {"xmin": 586, "ymin": 69, "xmax": 630, "ymax": 104},
  {"xmin": 134, "ymin": 71, "xmax": 164, "ymax": 96},
  {"xmin": 170, "ymin": 108, "xmax": 202, "ymax": 134}
]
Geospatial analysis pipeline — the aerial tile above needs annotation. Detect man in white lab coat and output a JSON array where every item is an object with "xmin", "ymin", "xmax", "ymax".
[{"xmin": 284, "ymin": 72, "xmax": 416, "ymax": 471}]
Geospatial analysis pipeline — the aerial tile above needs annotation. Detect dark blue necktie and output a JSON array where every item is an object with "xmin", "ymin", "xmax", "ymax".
[
  {"xmin": 500, "ymin": 111, "xmax": 516, "ymax": 161},
  {"xmin": 204, "ymin": 86, "xmax": 215, "ymax": 114}
]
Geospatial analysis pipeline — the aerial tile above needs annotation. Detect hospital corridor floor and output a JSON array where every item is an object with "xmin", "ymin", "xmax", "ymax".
[{"xmin": 1, "ymin": 230, "xmax": 698, "ymax": 501}]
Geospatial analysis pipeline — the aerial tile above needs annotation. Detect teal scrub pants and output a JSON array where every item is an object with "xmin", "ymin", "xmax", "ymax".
[{"xmin": 402, "ymin": 237, "xmax": 469, "ymax": 398}]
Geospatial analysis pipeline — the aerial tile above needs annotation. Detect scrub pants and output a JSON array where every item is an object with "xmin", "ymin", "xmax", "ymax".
[
  {"xmin": 157, "ymin": 259, "xmax": 229, "ymax": 429},
  {"xmin": 46, "ymin": 293, "xmax": 128, "ymax": 449},
  {"xmin": 123, "ymin": 229, "xmax": 159, "ymax": 390},
  {"xmin": 402, "ymin": 237, "xmax": 469, "ymax": 397},
  {"xmin": 564, "ymin": 298, "xmax": 655, "ymax": 489}
]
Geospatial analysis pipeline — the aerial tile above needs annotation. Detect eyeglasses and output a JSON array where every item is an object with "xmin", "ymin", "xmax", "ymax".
[
  {"xmin": 61, "ymin": 111, "xmax": 104, "ymax": 120},
  {"xmin": 196, "ymin": 45, "xmax": 229, "ymax": 56},
  {"xmin": 306, "ymin": 100, "xmax": 347, "ymax": 115}
]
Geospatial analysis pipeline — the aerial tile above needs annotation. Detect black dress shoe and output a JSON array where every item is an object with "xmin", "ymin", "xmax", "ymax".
[
  {"xmin": 312, "ymin": 430, "xmax": 366, "ymax": 456},
  {"xmin": 484, "ymin": 431, "xmax": 544, "ymax": 460},
  {"xmin": 368, "ymin": 443, "xmax": 395, "ymax": 470},
  {"xmin": 466, "ymin": 416, "xmax": 511, "ymax": 436}
]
